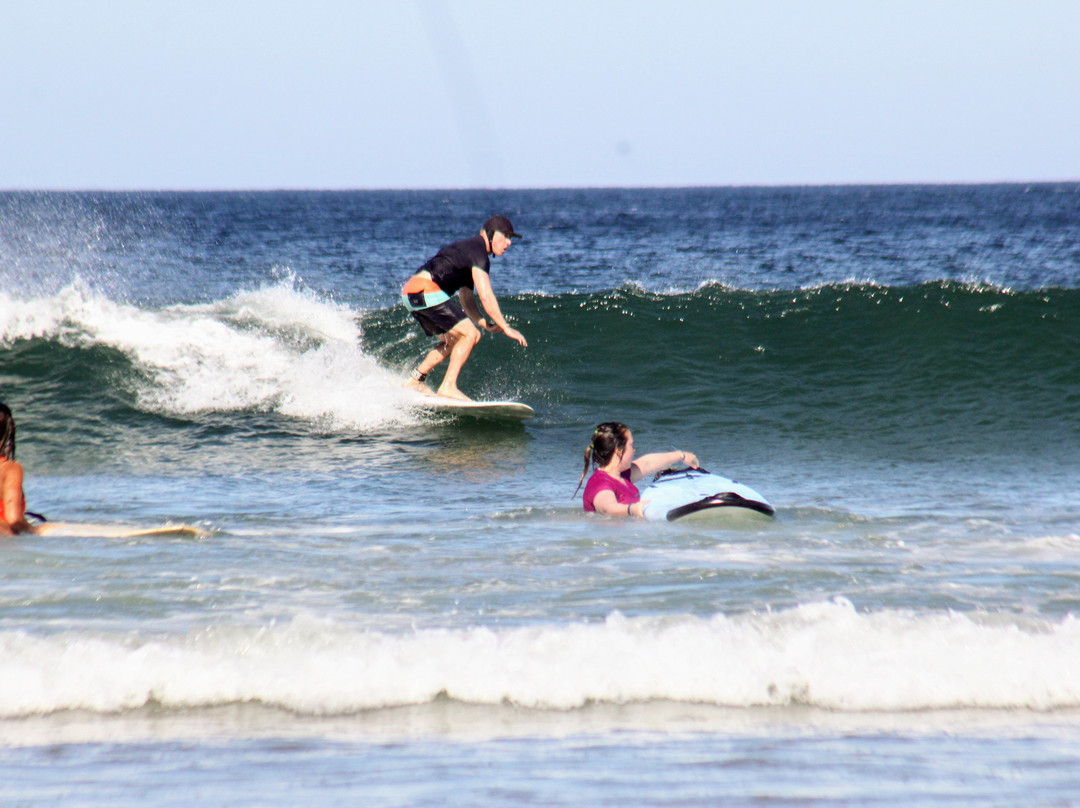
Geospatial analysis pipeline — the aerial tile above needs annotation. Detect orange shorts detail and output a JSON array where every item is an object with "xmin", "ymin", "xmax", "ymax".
[{"xmin": 401, "ymin": 275, "xmax": 443, "ymax": 296}]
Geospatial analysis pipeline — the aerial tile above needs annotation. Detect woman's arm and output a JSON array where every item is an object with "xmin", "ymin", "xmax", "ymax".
[
  {"xmin": 0, "ymin": 462, "xmax": 25, "ymax": 537},
  {"xmin": 591, "ymin": 489, "xmax": 646, "ymax": 518},
  {"xmin": 629, "ymin": 450, "xmax": 699, "ymax": 483}
]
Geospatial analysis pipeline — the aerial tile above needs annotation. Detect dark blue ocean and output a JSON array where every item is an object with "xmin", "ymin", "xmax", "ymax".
[{"xmin": 1, "ymin": 185, "xmax": 1080, "ymax": 806}]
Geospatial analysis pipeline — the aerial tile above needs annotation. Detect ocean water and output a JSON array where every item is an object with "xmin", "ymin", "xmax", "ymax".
[{"xmin": 1, "ymin": 185, "xmax": 1079, "ymax": 805}]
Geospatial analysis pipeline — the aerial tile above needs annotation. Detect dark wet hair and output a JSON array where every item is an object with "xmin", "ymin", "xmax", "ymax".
[
  {"xmin": 0, "ymin": 403, "xmax": 15, "ymax": 460},
  {"xmin": 574, "ymin": 421, "xmax": 630, "ymax": 495}
]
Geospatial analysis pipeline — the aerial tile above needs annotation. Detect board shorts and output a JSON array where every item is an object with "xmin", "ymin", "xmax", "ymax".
[
  {"xmin": 401, "ymin": 275, "xmax": 469, "ymax": 337},
  {"xmin": 404, "ymin": 296, "xmax": 468, "ymax": 337}
]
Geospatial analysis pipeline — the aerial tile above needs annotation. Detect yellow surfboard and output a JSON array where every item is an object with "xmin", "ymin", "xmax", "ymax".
[{"xmin": 33, "ymin": 522, "xmax": 209, "ymax": 539}]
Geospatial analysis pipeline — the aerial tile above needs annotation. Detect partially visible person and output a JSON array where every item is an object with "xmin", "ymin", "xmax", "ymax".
[
  {"xmin": 576, "ymin": 421, "xmax": 699, "ymax": 517},
  {"xmin": 0, "ymin": 403, "xmax": 34, "ymax": 536},
  {"xmin": 400, "ymin": 215, "xmax": 528, "ymax": 401}
]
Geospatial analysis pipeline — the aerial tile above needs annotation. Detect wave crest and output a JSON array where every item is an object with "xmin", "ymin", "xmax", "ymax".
[
  {"xmin": 3, "ymin": 604, "xmax": 1080, "ymax": 718},
  {"xmin": 1, "ymin": 279, "xmax": 420, "ymax": 431}
]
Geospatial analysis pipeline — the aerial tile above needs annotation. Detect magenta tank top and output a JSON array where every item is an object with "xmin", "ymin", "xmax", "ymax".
[{"xmin": 582, "ymin": 469, "xmax": 640, "ymax": 512}]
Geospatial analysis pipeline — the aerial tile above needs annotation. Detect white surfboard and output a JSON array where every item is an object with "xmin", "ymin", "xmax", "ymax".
[
  {"xmin": 33, "ymin": 522, "xmax": 209, "ymax": 539},
  {"xmin": 641, "ymin": 467, "xmax": 774, "ymax": 523},
  {"xmin": 418, "ymin": 396, "xmax": 535, "ymax": 421}
]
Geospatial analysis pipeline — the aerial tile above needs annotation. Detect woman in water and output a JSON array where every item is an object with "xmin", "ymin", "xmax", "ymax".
[
  {"xmin": 0, "ymin": 403, "xmax": 34, "ymax": 536},
  {"xmin": 576, "ymin": 422, "xmax": 699, "ymax": 518}
]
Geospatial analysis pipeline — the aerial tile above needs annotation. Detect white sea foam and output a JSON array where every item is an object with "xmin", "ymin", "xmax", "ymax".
[
  {"xmin": 2, "ymin": 602, "xmax": 1079, "ymax": 718},
  {"xmin": 0, "ymin": 280, "xmax": 421, "ymax": 430}
]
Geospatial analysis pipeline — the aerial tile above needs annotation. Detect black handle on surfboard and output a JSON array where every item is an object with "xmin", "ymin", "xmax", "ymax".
[{"xmin": 652, "ymin": 466, "xmax": 709, "ymax": 482}]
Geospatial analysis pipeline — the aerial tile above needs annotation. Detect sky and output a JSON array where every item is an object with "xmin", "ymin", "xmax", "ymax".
[{"xmin": 1, "ymin": 0, "xmax": 1078, "ymax": 190}]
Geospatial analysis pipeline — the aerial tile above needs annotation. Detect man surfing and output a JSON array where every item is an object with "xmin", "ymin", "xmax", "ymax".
[{"xmin": 401, "ymin": 215, "xmax": 528, "ymax": 400}]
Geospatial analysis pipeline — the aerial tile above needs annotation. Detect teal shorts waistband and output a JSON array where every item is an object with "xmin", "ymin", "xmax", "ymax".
[{"xmin": 401, "ymin": 290, "xmax": 451, "ymax": 312}]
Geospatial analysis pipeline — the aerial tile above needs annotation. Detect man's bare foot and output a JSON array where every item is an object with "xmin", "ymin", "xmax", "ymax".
[
  {"xmin": 436, "ymin": 386, "xmax": 472, "ymax": 401},
  {"xmin": 404, "ymin": 378, "xmax": 436, "ymax": 397}
]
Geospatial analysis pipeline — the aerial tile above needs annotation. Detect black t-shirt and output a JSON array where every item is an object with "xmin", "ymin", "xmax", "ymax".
[{"xmin": 420, "ymin": 235, "xmax": 491, "ymax": 295}]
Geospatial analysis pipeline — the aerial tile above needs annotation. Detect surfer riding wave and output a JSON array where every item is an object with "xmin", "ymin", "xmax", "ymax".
[{"xmin": 400, "ymin": 215, "xmax": 528, "ymax": 401}]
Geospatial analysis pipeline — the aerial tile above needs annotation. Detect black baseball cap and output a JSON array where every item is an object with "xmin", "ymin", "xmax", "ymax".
[{"xmin": 483, "ymin": 215, "xmax": 522, "ymax": 241}]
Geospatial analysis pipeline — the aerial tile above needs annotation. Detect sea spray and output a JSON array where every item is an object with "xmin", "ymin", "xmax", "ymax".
[{"xmin": 1, "ymin": 280, "xmax": 421, "ymax": 431}]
